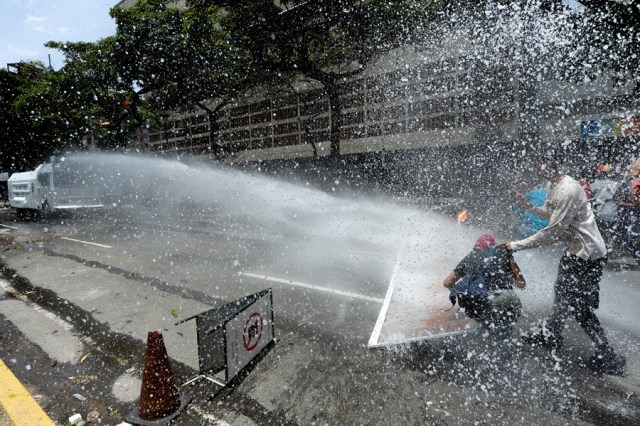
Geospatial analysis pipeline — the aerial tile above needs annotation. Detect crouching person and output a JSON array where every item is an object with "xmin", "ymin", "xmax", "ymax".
[{"xmin": 443, "ymin": 234, "xmax": 526, "ymax": 340}]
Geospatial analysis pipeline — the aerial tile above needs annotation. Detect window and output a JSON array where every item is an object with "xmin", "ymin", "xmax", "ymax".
[{"xmin": 38, "ymin": 173, "xmax": 51, "ymax": 186}]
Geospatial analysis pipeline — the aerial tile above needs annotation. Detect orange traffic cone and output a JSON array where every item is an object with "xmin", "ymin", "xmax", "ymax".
[{"xmin": 125, "ymin": 331, "xmax": 191, "ymax": 425}]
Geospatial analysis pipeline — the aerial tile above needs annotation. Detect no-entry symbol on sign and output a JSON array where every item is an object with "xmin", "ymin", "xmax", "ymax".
[
  {"xmin": 242, "ymin": 312, "xmax": 264, "ymax": 351},
  {"xmin": 223, "ymin": 290, "xmax": 274, "ymax": 381}
]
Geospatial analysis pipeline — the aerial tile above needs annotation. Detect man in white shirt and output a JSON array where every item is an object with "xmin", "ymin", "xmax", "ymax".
[{"xmin": 506, "ymin": 154, "xmax": 625, "ymax": 376}]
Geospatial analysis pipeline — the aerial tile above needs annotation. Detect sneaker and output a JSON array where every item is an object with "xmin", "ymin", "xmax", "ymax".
[
  {"xmin": 522, "ymin": 330, "xmax": 563, "ymax": 349},
  {"xmin": 587, "ymin": 347, "xmax": 626, "ymax": 376}
]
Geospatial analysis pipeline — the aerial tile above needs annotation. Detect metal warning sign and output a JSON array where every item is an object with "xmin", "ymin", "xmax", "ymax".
[{"xmin": 225, "ymin": 291, "xmax": 274, "ymax": 381}]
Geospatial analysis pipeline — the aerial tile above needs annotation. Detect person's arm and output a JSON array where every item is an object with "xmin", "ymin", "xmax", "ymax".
[
  {"xmin": 530, "ymin": 186, "xmax": 550, "ymax": 216},
  {"xmin": 631, "ymin": 178, "xmax": 640, "ymax": 208},
  {"xmin": 443, "ymin": 271, "xmax": 459, "ymax": 289},
  {"xmin": 509, "ymin": 183, "xmax": 578, "ymax": 252},
  {"xmin": 445, "ymin": 252, "xmax": 472, "ymax": 289},
  {"xmin": 615, "ymin": 199, "xmax": 634, "ymax": 207},
  {"xmin": 613, "ymin": 181, "xmax": 633, "ymax": 207},
  {"xmin": 514, "ymin": 188, "xmax": 551, "ymax": 219},
  {"xmin": 527, "ymin": 202, "xmax": 551, "ymax": 220}
]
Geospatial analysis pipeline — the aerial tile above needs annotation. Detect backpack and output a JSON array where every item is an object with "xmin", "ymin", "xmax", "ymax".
[{"xmin": 449, "ymin": 246, "xmax": 496, "ymax": 317}]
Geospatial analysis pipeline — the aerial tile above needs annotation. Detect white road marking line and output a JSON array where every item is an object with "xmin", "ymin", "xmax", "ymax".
[
  {"xmin": 0, "ymin": 278, "xmax": 128, "ymax": 366},
  {"xmin": 239, "ymin": 272, "xmax": 384, "ymax": 304},
  {"xmin": 0, "ymin": 223, "xmax": 18, "ymax": 230},
  {"xmin": 323, "ymin": 246, "xmax": 386, "ymax": 256},
  {"xmin": 59, "ymin": 237, "xmax": 112, "ymax": 249},
  {"xmin": 0, "ymin": 279, "xmax": 74, "ymax": 332},
  {"xmin": 369, "ymin": 330, "xmax": 467, "ymax": 349},
  {"xmin": 368, "ymin": 247, "xmax": 403, "ymax": 348},
  {"xmin": 190, "ymin": 405, "xmax": 231, "ymax": 425}
]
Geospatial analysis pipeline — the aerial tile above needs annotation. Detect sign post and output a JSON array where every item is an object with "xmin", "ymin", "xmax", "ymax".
[{"xmin": 177, "ymin": 289, "xmax": 275, "ymax": 388}]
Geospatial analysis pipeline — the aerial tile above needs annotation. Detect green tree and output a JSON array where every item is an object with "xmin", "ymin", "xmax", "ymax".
[
  {"xmin": 196, "ymin": 0, "xmax": 439, "ymax": 159},
  {"xmin": 0, "ymin": 62, "xmax": 68, "ymax": 171},
  {"xmin": 2, "ymin": 37, "xmax": 151, "ymax": 171},
  {"xmin": 44, "ymin": 37, "xmax": 149, "ymax": 149},
  {"xmin": 111, "ymin": 0, "xmax": 267, "ymax": 157}
]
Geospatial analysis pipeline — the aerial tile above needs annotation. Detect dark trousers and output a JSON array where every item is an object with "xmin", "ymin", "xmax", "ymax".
[
  {"xmin": 477, "ymin": 289, "xmax": 522, "ymax": 340},
  {"xmin": 547, "ymin": 253, "xmax": 609, "ymax": 348}
]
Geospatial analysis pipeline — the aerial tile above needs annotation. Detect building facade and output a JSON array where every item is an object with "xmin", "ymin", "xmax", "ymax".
[{"xmin": 146, "ymin": 43, "xmax": 638, "ymax": 168}]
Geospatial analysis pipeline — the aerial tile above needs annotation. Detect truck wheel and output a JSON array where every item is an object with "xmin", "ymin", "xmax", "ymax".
[{"xmin": 16, "ymin": 208, "xmax": 28, "ymax": 221}]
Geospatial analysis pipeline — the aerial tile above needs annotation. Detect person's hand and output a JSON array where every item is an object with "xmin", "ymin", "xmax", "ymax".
[
  {"xmin": 443, "ymin": 271, "xmax": 458, "ymax": 289},
  {"xmin": 505, "ymin": 242, "xmax": 513, "ymax": 251},
  {"xmin": 510, "ymin": 190, "xmax": 530, "ymax": 210},
  {"xmin": 508, "ymin": 188, "xmax": 523, "ymax": 202}
]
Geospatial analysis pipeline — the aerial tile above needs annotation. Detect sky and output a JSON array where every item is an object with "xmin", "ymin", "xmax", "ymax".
[{"xmin": 0, "ymin": 0, "xmax": 118, "ymax": 70}]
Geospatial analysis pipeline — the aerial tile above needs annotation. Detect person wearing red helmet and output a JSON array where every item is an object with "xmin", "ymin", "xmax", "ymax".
[{"xmin": 443, "ymin": 234, "xmax": 526, "ymax": 340}]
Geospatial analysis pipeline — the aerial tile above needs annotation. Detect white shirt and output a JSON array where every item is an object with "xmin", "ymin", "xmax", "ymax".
[{"xmin": 510, "ymin": 175, "xmax": 607, "ymax": 260}]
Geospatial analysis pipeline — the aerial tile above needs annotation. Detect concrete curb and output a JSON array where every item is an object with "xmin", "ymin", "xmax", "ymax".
[{"xmin": 0, "ymin": 358, "xmax": 55, "ymax": 426}]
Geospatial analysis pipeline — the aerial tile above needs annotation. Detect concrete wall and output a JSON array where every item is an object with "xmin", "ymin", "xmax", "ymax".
[
  {"xmin": 148, "ymin": 43, "xmax": 639, "ymax": 164},
  {"xmin": 148, "ymin": 44, "xmax": 521, "ymax": 162}
]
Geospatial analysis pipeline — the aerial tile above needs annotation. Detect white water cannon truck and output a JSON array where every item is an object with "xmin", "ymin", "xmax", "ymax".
[{"xmin": 8, "ymin": 158, "xmax": 104, "ymax": 219}]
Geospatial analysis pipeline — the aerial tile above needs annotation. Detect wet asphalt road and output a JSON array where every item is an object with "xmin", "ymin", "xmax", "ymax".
[{"xmin": 1, "ymin": 205, "xmax": 640, "ymax": 425}]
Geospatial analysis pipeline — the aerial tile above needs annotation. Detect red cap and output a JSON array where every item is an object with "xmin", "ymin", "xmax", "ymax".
[{"xmin": 473, "ymin": 234, "xmax": 496, "ymax": 251}]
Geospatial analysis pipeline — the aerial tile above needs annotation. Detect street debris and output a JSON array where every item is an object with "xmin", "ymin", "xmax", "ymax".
[
  {"xmin": 72, "ymin": 393, "xmax": 87, "ymax": 402},
  {"xmin": 86, "ymin": 410, "xmax": 101, "ymax": 424},
  {"xmin": 68, "ymin": 413, "xmax": 82, "ymax": 425},
  {"xmin": 69, "ymin": 375, "xmax": 97, "ymax": 384}
]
